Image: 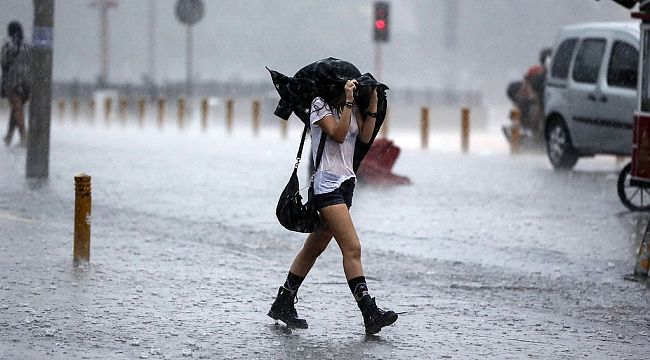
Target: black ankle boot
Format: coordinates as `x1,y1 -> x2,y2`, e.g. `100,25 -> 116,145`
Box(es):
267,286 -> 308,329
358,295 -> 398,335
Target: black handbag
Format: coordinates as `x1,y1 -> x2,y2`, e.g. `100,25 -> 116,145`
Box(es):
276,124 -> 326,233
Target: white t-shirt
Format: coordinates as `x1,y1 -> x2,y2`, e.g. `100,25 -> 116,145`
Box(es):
310,97 -> 359,195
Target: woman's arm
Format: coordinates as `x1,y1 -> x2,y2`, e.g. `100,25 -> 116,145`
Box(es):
317,80 -> 357,143
357,87 -> 378,143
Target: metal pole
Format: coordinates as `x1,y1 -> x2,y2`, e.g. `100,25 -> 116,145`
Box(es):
148,0 -> 156,82
374,42 -> 382,80
100,2 -> 108,85
26,0 -> 55,179
186,25 -> 193,98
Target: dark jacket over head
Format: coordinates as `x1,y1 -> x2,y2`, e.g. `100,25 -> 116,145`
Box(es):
267,57 -> 389,172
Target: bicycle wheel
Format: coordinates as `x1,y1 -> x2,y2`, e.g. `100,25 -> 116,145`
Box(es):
617,162 -> 650,212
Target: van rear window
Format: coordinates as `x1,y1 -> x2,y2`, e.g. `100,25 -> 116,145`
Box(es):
551,38 -> 578,79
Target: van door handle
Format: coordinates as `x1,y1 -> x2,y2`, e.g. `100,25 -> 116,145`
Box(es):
600,96 -> 608,103
587,93 -> 597,101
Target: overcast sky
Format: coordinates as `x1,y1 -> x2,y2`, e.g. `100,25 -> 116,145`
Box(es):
0,0 -> 632,99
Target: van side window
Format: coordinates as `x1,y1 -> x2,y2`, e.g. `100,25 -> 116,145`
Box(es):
551,38 -> 578,79
607,41 -> 638,89
572,38 -> 606,84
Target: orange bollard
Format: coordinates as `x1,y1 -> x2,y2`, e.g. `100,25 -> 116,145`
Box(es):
510,108 -> 521,154
119,98 -> 128,120
89,99 -> 96,119
420,107 -> 429,149
461,107 -> 470,153
72,97 -> 80,118
252,100 -> 260,136
226,98 -> 234,133
177,97 -> 185,129
157,97 -> 165,128
280,119 -> 288,139
57,99 -> 65,119
201,98 -> 209,131
137,98 -> 146,124
73,173 -> 92,265
104,97 -> 112,120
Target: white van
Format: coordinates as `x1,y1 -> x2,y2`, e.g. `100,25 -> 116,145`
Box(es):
544,22 -> 639,169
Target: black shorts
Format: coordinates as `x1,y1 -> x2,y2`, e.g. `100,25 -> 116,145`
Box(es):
313,178 -> 356,210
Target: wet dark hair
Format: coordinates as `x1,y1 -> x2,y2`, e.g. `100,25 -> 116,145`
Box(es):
8,21 -> 23,47
313,82 -> 346,116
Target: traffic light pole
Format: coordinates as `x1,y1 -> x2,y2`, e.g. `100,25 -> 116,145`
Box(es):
374,42 -> 382,80
27,0 -> 55,179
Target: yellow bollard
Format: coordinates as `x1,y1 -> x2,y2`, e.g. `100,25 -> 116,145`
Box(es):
461,107 -> 470,153
510,108 -> 521,154
252,100 -> 260,136
73,173 -> 92,265
226,98 -> 234,133
634,221 -> 650,277
104,97 -> 112,120
177,97 -> 186,129
72,97 -> 80,118
119,98 -> 128,120
137,98 -> 146,125
280,119 -> 288,139
157,97 -> 165,128
420,107 -> 429,149
58,99 -> 65,119
201,98 -> 209,131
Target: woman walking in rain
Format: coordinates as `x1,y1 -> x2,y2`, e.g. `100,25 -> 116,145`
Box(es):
2,21 -> 31,147
268,78 -> 398,335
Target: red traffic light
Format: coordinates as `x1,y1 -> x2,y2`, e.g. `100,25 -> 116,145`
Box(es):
373,1 -> 389,42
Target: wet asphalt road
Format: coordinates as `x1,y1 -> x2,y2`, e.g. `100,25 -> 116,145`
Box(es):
1,109 -> 650,359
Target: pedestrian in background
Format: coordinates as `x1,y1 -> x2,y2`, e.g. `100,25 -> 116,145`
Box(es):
268,79 -> 398,335
2,21 -> 31,147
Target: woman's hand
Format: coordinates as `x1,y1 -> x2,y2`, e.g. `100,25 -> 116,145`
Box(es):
344,80 -> 357,102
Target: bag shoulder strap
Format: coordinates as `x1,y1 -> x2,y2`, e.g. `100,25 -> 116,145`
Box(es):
294,124 -> 326,171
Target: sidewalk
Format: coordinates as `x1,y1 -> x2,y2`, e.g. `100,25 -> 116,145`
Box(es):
1,121 -> 650,359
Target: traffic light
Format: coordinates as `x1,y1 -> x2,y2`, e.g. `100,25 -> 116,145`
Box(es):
374,1 -> 389,42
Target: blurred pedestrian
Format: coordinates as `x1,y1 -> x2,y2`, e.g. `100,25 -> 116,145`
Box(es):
268,80 -> 398,335
2,21 -> 31,147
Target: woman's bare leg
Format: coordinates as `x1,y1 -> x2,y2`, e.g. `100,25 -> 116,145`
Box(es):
289,224 -> 334,277
318,204 -> 364,280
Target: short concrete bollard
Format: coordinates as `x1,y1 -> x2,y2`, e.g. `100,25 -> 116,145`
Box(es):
461,107 -> 470,153
509,108 -> 521,154
420,107 -> 429,149
252,100 -> 260,136
73,173 -> 92,265
226,98 -> 234,133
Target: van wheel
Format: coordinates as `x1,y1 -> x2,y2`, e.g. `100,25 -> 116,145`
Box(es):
546,119 -> 578,170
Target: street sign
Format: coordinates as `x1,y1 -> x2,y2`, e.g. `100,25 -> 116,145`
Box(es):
175,0 -> 204,26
